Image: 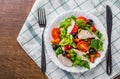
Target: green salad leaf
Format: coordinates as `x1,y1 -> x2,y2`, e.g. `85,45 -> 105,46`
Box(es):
79,60 -> 90,69
94,30 -> 103,39
90,39 -> 103,51
69,42 -> 77,48
55,47 -> 63,56
60,19 -> 71,29
72,55 -> 90,69
60,28 -> 67,39
69,49 -> 77,61
70,15 -> 76,21
76,20 -> 84,28
68,49 -> 90,69
60,15 -> 76,29
60,35 -> 73,46
59,35 -> 77,48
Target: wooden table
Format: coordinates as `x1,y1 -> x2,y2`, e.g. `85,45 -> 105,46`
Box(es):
0,0 -> 119,79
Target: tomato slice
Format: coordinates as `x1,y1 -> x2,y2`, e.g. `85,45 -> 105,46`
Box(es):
91,25 -> 96,32
77,41 -> 90,52
70,25 -> 78,34
52,28 -> 60,39
74,38 -> 79,43
66,53 -> 71,58
51,38 -> 60,44
76,16 -> 88,25
64,45 -> 73,51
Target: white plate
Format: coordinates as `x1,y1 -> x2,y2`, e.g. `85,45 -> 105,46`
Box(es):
44,10 -> 108,73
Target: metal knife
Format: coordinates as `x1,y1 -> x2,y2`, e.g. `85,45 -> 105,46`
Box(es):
106,5 -> 112,75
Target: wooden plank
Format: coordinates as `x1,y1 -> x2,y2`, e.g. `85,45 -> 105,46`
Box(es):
0,0 -> 48,79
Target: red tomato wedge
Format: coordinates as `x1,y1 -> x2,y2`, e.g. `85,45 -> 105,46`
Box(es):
91,25 -> 96,32
77,41 -> 90,52
76,16 -> 88,25
52,28 -> 60,39
70,25 -> 78,34
64,45 -> 73,51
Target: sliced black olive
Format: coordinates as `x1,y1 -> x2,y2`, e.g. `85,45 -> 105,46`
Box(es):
72,32 -> 78,38
87,19 -> 94,25
52,44 -> 58,50
62,51 -> 67,56
89,48 -> 96,54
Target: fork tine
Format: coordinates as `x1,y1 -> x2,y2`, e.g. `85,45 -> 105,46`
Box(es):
39,9 -> 42,23
43,8 -> 46,24
38,8 -> 46,26
41,8 -> 44,24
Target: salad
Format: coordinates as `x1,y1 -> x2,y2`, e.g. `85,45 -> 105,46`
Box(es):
50,15 -> 104,69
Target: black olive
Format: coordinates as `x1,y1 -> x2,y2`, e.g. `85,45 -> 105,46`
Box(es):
72,32 -> 78,38
89,48 -> 96,54
87,19 -> 94,25
52,44 -> 58,50
62,51 -> 67,56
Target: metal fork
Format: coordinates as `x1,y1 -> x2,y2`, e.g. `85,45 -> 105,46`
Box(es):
38,8 -> 46,73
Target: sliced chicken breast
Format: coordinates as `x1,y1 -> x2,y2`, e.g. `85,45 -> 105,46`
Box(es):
78,30 -> 97,39
73,49 -> 89,62
58,54 -> 72,67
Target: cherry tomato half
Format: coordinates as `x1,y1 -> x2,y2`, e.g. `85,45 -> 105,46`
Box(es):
77,41 -> 90,52
52,28 -> 60,39
64,45 -> 73,51
76,16 -> 88,25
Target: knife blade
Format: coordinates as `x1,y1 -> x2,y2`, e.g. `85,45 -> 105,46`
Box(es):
106,5 -> 112,75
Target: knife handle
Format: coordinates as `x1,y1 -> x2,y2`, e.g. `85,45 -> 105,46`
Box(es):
106,44 -> 112,75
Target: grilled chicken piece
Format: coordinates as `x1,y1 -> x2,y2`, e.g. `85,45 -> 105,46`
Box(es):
58,54 -> 72,67
73,49 -> 89,62
78,30 -> 97,39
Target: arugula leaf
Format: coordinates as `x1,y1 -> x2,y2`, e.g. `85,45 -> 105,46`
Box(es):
90,39 -> 103,51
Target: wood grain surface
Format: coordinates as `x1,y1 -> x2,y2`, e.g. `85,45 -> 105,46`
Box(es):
0,0 -> 119,79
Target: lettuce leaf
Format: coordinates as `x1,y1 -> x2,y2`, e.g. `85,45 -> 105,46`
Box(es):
60,28 -> 67,40
55,47 -> 63,56
90,39 -> 103,51
68,49 -> 90,69
60,35 -> 73,46
60,15 -> 76,29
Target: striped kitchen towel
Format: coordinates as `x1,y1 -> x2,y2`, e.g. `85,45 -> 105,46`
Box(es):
17,0 -> 120,79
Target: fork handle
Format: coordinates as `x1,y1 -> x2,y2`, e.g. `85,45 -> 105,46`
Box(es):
41,32 -> 46,73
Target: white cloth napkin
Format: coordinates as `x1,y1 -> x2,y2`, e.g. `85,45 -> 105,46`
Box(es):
17,0 -> 120,79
